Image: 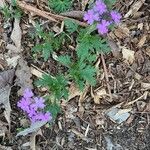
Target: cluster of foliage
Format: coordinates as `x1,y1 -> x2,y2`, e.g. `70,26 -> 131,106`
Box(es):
31,0 -> 120,123
1,0 -> 121,126
0,0 -> 22,20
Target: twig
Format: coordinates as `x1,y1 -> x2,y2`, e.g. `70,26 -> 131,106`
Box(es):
17,1 -> 87,27
17,1 -> 58,22
124,91 -> 148,106
101,53 -> 113,102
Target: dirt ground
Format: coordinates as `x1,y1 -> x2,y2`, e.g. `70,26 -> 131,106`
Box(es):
0,0 -> 150,150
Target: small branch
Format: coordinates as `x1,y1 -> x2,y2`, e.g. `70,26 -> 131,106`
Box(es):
101,53 -> 113,102
17,1 -> 58,22
17,1 -> 87,27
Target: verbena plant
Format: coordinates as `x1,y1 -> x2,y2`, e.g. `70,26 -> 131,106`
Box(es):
17,0 -> 121,125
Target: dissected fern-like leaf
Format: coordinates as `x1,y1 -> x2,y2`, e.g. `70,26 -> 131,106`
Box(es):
64,19 -> 79,33
37,74 -> 68,100
48,0 -> 73,13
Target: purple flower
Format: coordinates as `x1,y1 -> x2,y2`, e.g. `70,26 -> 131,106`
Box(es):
97,20 -> 110,35
84,9 -> 99,25
110,11 -> 121,24
23,88 -> 34,99
17,88 -> 52,124
30,112 -> 51,123
31,97 -> 45,110
28,108 -> 36,118
93,0 -> 107,15
17,97 -> 31,112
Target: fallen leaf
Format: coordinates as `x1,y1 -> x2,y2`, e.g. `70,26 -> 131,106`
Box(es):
11,18 -> 22,50
5,55 -> 20,68
122,46 -> 135,64
15,58 -> 33,95
0,120 -> 7,141
124,0 -> 145,18
137,35 -> 147,48
104,136 -> 123,150
0,69 -> 14,126
137,23 -> 143,30
108,40 -> 121,58
68,83 -> 82,100
114,24 -> 130,39
141,82 -> 150,90
30,129 -> 43,150
0,69 -> 15,88
91,87 -> 107,104
0,145 -> 12,150
16,121 -> 47,136
136,101 -> 146,111
145,48 -> 150,57
0,86 -> 12,127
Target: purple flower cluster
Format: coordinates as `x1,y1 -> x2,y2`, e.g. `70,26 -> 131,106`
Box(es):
17,88 -> 52,124
83,0 -> 121,35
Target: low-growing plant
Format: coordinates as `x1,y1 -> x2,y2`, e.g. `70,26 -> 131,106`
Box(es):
32,23 -> 65,61
17,0 -> 122,128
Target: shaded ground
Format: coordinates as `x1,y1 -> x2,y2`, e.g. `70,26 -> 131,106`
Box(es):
0,0 -> 150,150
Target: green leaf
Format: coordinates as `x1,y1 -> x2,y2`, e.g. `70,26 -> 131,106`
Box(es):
37,74 -> 69,100
104,0 -> 116,8
0,5 -> 11,20
42,43 -> 53,61
64,19 -> 79,33
69,61 -> 96,90
32,42 -> 53,61
46,102 -> 61,120
57,55 -> 71,67
48,0 -> 73,13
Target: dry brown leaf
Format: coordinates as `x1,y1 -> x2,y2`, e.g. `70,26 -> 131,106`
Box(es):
122,46 -> 135,64
5,55 -> 20,68
30,129 -> 43,150
17,121 -> 47,136
124,0 -> 145,18
137,23 -> 144,30
114,24 -> 130,39
0,69 -> 15,88
108,40 -> 121,58
68,83 -> 82,100
145,48 -> 150,57
15,58 -> 33,95
141,82 -> 150,90
0,86 -> 12,127
0,121 -> 8,141
137,35 -> 147,48
7,18 -> 22,53
91,87 -> 107,104
0,63 -> 15,126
